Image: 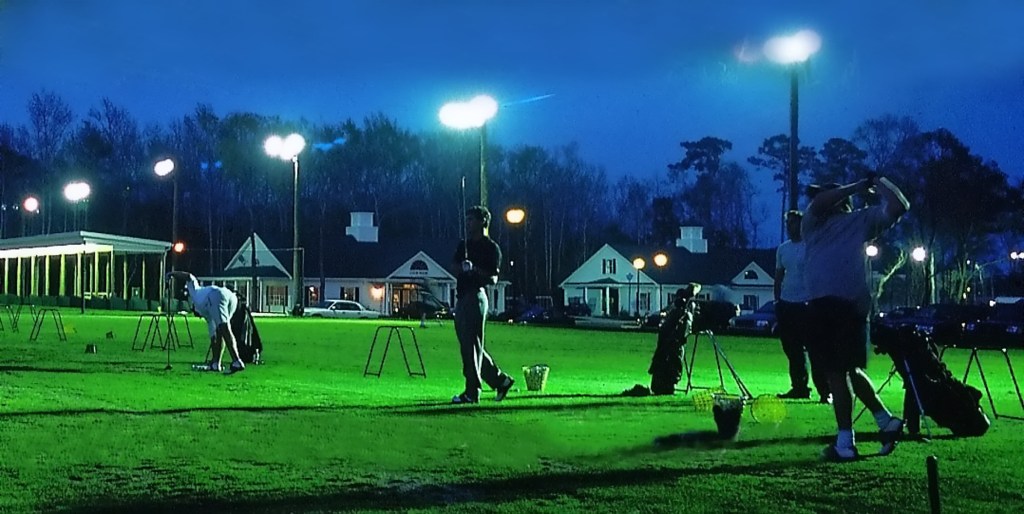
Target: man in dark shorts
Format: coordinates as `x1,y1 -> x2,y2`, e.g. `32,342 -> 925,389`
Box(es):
450,206 -> 515,404
802,176 -> 910,462
774,210 -> 829,403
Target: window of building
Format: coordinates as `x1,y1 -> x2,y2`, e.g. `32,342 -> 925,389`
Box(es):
743,270 -> 758,280
410,259 -> 428,272
601,258 -> 617,275
742,294 -> 759,311
266,285 -> 287,306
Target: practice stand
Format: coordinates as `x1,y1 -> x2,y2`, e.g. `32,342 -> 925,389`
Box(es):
29,308 -> 67,342
2,305 -> 15,333
363,325 -> 426,378
131,313 -> 167,352
682,330 -> 753,401
940,345 -> 1023,420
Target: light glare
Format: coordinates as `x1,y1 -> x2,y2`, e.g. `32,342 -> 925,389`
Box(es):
23,196 -> 40,213
154,158 -> 175,177
764,29 -> 821,64
912,246 -> 927,262
63,181 -> 91,202
505,208 -> 525,224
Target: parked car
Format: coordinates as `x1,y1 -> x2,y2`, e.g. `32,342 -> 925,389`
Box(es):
874,306 -> 921,328
874,303 -> 992,347
303,299 -> 381,319
962,300 -> 1024,349
727,301 -> 779,337
395,299 -> 450,319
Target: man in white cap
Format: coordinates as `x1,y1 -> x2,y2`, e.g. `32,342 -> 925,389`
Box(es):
167,271 -> 244,373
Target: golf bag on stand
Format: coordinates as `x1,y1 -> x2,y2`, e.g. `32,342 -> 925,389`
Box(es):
231,294 -> 263,364
649,285 -> 701,395
871,324 -> 989,437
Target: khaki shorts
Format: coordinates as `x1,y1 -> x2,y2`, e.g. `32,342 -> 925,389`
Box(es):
200,287 -> 238,337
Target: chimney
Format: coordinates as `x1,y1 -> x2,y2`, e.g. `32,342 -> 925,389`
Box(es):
676,226 -> 707,253
345,212 -> 379,243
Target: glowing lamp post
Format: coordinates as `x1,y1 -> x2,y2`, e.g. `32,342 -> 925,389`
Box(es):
653,252 -> 668,312
21,196 -> 40,236
153,158 -> 181,270
439,94 -> 498,208
63,181 -> 91,313
764,29 -> 821,210
505,208 -> 527,298
265,133 -> 306,314
63,181 -> 91,230
632,257 -> 646,317
911,246 -> 936,305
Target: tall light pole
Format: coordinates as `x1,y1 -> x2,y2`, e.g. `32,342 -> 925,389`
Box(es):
653,252 -> 668,312
911,246 -> 936,305
764,29 -> 821,211
505,207 -> 526,298
22,196 -> 40,236
265,133 -> 306,314
154,158 -> 179,271
866,243 -> 879,315
63,181 -> 91,231
632,257 -> 646,317
63,181 -> 91,313
439,94 -> 498,208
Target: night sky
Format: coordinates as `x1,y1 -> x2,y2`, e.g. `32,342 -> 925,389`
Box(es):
2,1 -> 1022,220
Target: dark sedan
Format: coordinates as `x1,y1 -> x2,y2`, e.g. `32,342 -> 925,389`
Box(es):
961,300 -> 1024,349
876,303 -> 992,347
727,301 -> 778,337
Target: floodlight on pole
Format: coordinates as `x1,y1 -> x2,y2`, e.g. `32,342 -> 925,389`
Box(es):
505,207 -> 527,298
865,244 -> 879,258
764,29 -> 821,211
265,133 -> 307,314
440,94 -> 498,207
633,257 -> 646,316
912,246 -> 927,262
154,158 -> 179,270
653,252 -> 668,312
20,195 -> 40,236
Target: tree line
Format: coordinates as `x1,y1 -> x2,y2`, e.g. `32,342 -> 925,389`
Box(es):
1,90 -> 1021,303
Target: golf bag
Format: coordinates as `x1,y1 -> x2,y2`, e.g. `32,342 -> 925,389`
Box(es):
871,324 -> 989,437
231,295 -> 263,364
649,300 -> 698,395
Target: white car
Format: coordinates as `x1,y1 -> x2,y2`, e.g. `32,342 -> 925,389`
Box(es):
303,300 -> 381,319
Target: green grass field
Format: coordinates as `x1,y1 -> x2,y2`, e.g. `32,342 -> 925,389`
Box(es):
1,310 -> 1022,513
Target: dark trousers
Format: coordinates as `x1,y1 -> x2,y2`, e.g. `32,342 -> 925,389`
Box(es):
776,300 -> 829,397
454,289 -> 505,399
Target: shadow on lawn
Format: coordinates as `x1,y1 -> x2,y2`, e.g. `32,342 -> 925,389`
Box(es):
0,365 -> 83,373
0,405 -> 368,418
392,393 -> 692,416
58,459 -> 805,513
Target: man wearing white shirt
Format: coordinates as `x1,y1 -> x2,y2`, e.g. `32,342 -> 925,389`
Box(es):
775,210 -> 829,403
167,271 -> 244,373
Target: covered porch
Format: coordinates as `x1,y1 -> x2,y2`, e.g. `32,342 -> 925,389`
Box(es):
0,231 -> 172,309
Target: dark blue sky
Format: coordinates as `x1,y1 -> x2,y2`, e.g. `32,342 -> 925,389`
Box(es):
2,1 -> 1023,215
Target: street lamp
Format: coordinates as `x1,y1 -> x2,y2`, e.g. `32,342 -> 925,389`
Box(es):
63,181 -> 91,230
764,29 -> 821,211
63,181 -> 91,313
653,252 -> 668,312
632,257 -> 646,317
22,196 -> 40,236
505,208 -> 526,298
866,244 -> 879,314
153,158 -> 180,270
265,133 -> 306,314
439,94 -> 498,208
911,246 -> 937,305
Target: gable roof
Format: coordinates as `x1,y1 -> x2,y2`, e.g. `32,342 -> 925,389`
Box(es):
317,236 -> 462,279
561,244 -> 775,287
225,233 -> 289,275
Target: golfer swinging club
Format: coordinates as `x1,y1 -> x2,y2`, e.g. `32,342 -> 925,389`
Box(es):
166,271 -> 244,373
